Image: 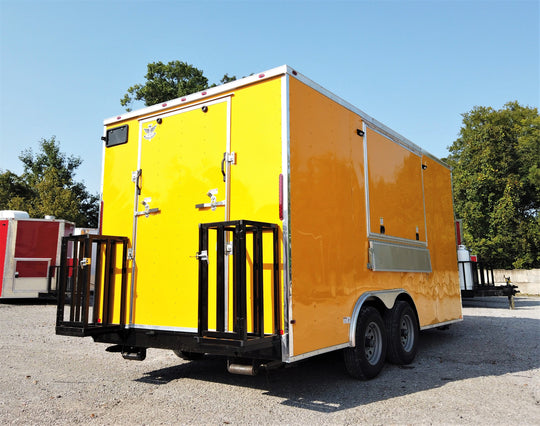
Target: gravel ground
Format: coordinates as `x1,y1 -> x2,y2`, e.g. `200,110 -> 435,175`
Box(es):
1,296 -> 539,425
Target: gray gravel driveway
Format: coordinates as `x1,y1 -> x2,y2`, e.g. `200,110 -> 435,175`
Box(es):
1,296 -> 538,424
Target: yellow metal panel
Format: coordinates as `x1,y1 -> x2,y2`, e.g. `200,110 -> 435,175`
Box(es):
289,78 -> 366,355
367,128 -> 425,241
422,157 -> 462,324
133,102 -> 228,328
228,77 -> 283,334
229,78 -> 283,222
102,120 -> 138,238
289,78 -> 461,356
101,77 -> 285,334
101,120 -> 139,324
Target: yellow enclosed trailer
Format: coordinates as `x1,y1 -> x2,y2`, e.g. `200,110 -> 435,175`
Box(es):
56,65 -> 462,379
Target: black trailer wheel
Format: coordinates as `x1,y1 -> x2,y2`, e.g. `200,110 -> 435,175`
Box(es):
344,306 -> 387,380
385,301 -> 419,365
173,350 -> 204,361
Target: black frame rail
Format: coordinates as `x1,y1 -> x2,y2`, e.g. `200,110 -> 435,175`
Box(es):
56,234 -> 129,337
197,220 -> 281,351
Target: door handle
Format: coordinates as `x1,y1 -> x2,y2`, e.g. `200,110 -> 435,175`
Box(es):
131,169 -> 142,195
221,152 -> 236,182
221,153 -> 226,182
195,189 -> 225,211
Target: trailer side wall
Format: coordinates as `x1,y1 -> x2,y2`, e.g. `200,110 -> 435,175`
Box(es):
288,77 -> 461,357
421,156 -> 462,323
289,77 -> 366,356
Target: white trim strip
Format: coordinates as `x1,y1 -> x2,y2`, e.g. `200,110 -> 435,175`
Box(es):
0,218 -> 73,224
104,66 -> 288,125
363,121 -> 370,238
105,64 -> 449,169
14,257 -> 52,262
224,96 -> 232,331
285,342 -> 351,363
281,73 -> 293,360
368,233 -> 428,248
284,66 -> 449,168
366,122 -> 420,156
420,318 -> 462,331
137,96 -> 231,124
128,324 -> 197,333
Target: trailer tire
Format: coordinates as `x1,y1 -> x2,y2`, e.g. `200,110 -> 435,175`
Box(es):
173,350 -> 204,361
344,306 -> 387,380
385,301 -> 419,365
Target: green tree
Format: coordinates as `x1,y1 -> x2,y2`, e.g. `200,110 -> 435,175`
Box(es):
445,102 -> 540,269
0,170 -> 30,209
0,137 -> 99,227
120,60 -> 236,111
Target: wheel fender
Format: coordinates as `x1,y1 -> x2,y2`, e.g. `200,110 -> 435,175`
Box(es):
349,289 -> 412,347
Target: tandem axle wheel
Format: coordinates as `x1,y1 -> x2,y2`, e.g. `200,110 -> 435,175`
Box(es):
344,300 -> 419,380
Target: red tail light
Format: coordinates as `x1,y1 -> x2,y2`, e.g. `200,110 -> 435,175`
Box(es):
279,174 -> 284,221
67,258 -> 74,278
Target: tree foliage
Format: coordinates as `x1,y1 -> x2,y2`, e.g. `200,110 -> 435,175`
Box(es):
120,60 -> 236,111
0,137 -> 99,227
445,102 -> 540,269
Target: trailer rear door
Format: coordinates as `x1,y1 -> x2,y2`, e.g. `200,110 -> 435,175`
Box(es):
12,220 -> 60,296
131,98 -> 231,330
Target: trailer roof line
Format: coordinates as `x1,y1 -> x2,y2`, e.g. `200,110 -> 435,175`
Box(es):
104,65 -> 289,125
104,64 -> 449,168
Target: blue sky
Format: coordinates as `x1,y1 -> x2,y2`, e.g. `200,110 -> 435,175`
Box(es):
1,0 -> 538,195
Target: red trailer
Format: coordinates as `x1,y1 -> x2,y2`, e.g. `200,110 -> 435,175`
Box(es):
0,211 -> 75,299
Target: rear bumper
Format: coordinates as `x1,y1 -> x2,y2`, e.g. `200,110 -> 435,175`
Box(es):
88,326 -> 282,360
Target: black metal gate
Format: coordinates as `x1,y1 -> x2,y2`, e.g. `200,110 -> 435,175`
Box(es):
459,260 -> 519,301
197,220 -> 281,351
56,234 -> 129,337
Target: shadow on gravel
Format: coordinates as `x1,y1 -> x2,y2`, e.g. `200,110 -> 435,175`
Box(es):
135,304 -> 540,413
463,296 -> 540,309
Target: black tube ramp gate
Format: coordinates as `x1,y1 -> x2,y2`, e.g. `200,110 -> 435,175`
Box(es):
197,220 -> 281,351
459,260 -> 519,301
56,234 -> 129,337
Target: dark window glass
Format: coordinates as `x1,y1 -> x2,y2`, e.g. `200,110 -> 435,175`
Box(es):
106,125 -> 128,147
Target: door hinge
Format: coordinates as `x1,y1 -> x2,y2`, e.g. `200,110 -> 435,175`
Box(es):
127,248 -> 134,260
226,152 -> 236,164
